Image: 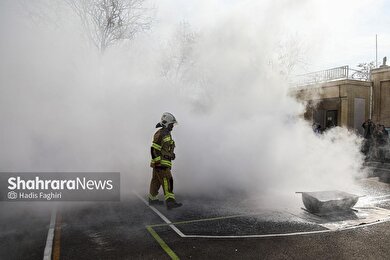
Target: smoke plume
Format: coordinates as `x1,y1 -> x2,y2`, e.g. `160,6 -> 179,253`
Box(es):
0,0 -> 374,209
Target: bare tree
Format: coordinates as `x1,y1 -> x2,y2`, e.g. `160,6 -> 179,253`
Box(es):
161,22 -> 198,81
276,36 -> 308,77
355,61 -> 375,80
65,0 -> 154,53
160,22 -> 214,112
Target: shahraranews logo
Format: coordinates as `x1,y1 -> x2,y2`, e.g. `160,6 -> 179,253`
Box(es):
0,172 -> 119,201
8,176 -> 114,190
6,176 -> 114,201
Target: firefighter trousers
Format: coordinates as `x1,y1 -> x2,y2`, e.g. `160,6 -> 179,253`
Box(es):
149,167 -> 175,201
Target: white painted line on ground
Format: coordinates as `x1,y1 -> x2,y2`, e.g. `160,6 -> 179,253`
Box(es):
182,217 -> 390,239
369,194 -> 390,200
133,192 -> 185,237
372,198 -> 390,203
359,194 -> 390,204
366,166 -> 390,172
43,207 -> 57,260
135,191 -> 390,239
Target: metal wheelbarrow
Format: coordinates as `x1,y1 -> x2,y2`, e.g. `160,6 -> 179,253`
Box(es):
296,190 -> 360,214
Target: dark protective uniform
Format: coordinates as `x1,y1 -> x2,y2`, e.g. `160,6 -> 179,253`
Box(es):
149,128 -> 176,202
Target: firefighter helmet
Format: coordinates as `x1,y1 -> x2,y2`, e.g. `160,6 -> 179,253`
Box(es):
160,112 -> 177,128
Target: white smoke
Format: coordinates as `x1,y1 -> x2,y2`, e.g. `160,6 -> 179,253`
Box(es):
0,0 -> 374,209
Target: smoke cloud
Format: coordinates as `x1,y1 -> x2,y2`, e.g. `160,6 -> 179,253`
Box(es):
0,0 -> 373,210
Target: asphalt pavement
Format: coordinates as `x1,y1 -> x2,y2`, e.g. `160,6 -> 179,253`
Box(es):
0,177 -> 389,260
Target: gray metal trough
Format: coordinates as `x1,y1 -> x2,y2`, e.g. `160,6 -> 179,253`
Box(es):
296,190 -> 360,213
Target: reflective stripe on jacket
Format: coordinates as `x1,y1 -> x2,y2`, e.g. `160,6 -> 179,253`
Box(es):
150,128 -> 175,169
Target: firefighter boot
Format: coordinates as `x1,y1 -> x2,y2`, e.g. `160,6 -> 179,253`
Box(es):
166,199 -> 182,210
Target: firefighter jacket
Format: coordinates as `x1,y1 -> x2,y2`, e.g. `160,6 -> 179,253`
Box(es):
150,128 -> 175,169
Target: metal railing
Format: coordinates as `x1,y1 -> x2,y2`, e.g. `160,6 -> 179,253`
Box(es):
292,65 -> 369,86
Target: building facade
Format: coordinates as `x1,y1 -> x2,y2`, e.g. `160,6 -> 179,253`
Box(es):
293,65 -> 390,134
371,66 -> 390,126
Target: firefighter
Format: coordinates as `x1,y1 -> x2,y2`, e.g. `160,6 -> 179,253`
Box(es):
148,112 -> 182,210
362,119 -> 375,157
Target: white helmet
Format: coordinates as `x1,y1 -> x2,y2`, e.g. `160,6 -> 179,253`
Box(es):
160,112 -> 177,128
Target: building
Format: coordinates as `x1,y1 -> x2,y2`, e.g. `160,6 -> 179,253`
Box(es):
371,66 -> 390,126
293,63 -> 390,134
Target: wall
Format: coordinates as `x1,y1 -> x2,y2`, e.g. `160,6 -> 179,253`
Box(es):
371,66 -> 390,126
293,79 -> 371,131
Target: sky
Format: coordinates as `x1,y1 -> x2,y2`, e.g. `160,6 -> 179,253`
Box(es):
313,0 -> 390,70
156,0 -> 390,73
